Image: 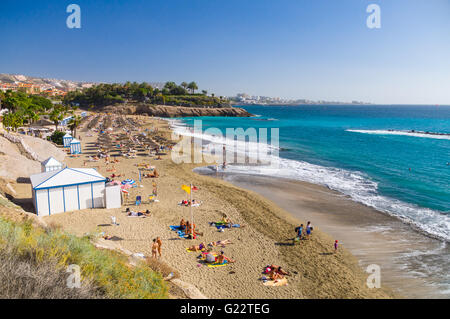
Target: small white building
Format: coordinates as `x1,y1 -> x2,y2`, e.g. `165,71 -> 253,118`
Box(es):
63,133 -> 73,148
105,184 -> 121,209
30,167 -> 107,216
41,157 -> 64,173
70,138 -> 81,154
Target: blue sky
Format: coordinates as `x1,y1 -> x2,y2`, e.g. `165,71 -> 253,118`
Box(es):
0,0 -> 449,104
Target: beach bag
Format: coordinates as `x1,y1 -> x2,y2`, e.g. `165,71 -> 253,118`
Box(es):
205,253 -> 216,263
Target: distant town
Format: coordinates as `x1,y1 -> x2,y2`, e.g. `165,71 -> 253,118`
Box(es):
0,73 -> 370,105
229,93 -> 370,106
0,73 -> 97,98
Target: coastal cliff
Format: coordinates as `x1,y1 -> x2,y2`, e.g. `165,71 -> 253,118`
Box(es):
101,103 -> 253,118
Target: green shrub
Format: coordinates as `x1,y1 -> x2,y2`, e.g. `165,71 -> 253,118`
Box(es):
48,130 -> 65,145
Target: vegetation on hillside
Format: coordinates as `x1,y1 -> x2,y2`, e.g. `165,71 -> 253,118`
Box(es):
0,217 -> 168,299
0,90 -> 74,132
0,91 -> 54,130
63,81 -> 231,109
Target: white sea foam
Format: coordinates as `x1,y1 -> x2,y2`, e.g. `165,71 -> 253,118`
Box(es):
168,120 -> 450,242
347,129 -> 450,140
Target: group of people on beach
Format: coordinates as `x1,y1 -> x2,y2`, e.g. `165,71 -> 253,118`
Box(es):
295,221 -> 313,242
180,219 -> 203,238
263,264 -> 290,281
151,237 -> 163,258
295,221 -> 339,253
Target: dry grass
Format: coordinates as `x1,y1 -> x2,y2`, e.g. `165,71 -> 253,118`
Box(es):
0,217 -> 168,299
146,257 -> 180,279
0,245 -> 104,299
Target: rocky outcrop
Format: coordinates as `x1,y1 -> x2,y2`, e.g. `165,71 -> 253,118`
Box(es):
101,103 -> 253,118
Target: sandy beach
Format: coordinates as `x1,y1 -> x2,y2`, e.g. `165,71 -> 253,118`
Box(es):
9,113 -> 395,299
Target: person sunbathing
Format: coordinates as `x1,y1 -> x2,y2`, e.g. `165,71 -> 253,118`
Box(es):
191,223 -> 203,236
179,200 -> 188,206
208,239 -> 233,247
217,251 -> 235,264
269,270 -> 284,281
125,208 -> 144,217
188,242 -> 206,252
180,219 -> 186,230
145,169 -> 159,178
266,264 -> 290,276
140,209 -> 151,216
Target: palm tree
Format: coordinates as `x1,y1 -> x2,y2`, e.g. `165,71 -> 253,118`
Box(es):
49,105 -> 65,131
68,115 -> 82,138
181,82 -> 188,90
187,82 -> 198,94
164,82 -> 177,90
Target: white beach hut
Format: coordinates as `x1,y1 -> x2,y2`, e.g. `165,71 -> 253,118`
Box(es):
30,167 -> 107,216
70,138 -> 81,154
41,157 -> 64,173
63,133 -> 73,147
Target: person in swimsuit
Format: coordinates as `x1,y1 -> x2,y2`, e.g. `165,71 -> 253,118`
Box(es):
268,264 -> 290,276
208,239 -> 233,248
156,237 -> 162,257
185,221 -> 191,235
306,221 -> 313,238
151,239 -> 158,258
217,251 -> 235,264
180,218 -> 186,230
188,242 -> 206,252
269,270 -> 284,281
334,240 -> 338,253
295,224 -> 304,240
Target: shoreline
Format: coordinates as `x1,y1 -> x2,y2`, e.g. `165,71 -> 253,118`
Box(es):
194,170 -> 449,298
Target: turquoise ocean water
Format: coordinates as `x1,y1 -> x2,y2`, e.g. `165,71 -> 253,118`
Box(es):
171,105 -> 450,242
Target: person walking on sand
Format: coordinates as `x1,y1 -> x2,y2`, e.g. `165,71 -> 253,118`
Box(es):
295,224 -> 304,240
306,221 -> 313,238
156,237 -> 162,258
151,239 -> 158,258
334,240 -> 339,253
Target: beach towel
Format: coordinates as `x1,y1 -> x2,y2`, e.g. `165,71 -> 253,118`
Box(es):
121,179 -> 136,185
263,277 -> 288,286
169,226 -> 188,239
186,247 -> 206,253
215,224 -> 241,229
207,260 -> 229,268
